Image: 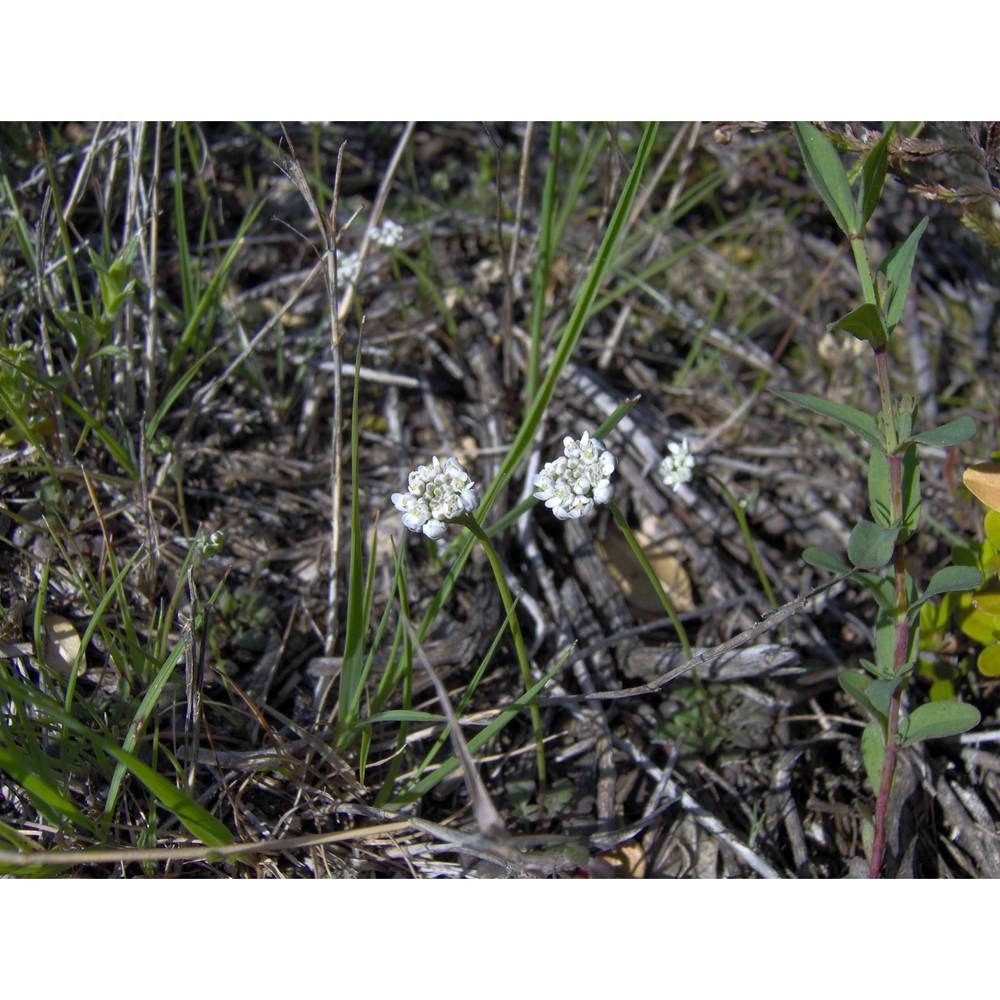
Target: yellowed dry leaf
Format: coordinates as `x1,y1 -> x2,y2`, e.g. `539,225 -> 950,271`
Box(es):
964,462 -> 1000,513
42,613 -> 84,677
597,518 -> 694,616
594,840 -> 647,878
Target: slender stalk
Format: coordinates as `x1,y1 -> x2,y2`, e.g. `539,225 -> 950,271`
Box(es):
607,500 -> 692,659
869,554 -> 910,879
868,379 -> 908,878
704,472 -> 779,610
455,514 -> 547,797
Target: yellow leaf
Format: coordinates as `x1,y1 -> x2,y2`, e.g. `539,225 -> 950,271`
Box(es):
963,462 -> 1000,513
978,644 -> 1000,677
597,517 -> 694,616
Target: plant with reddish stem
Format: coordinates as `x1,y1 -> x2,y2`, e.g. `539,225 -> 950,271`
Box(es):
782,124 -> 984,878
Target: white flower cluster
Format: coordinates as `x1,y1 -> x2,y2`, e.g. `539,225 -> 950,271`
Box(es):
337,249 -> 361,284
371,219 -> 404,248
391,457 -> 480,539
533,431 -> 616,520
659,438 -> 694,491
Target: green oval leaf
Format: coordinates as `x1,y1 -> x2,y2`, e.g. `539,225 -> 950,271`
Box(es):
856,571 -> 898,614
900,444 -> 921,539
907,415 -> 977,448
858,657 -> 885,679
840,670 -> 882,720
909,565 -> 986,623
985,510 -> 1000,550
867,677 -> 905,717
861,721 -> 886,792
828,303 -> 888,348
957,596 -> 1000,644
848,519 -> 899,570
925,565 -> 986,600
900,700 -> 980,746
869,447 -> 892,527
803,546 -> 852,574
839,671 -> 902,720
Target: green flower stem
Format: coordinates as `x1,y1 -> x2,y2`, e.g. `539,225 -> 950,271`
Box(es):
487,494 -> 536,538
607,500 -> 692,660
704,472 -> 779,610
455,513 -> 547,795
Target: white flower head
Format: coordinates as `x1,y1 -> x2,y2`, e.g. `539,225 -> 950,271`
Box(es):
371,219 -> 404,248
659,438 -> 694,491
337,249 -> 361,284
533,431 -> 616,520
392,456 -> 479,539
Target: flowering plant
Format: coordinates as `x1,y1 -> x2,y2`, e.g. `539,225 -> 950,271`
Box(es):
659,438 -> 694,491
371,219 -> 404,248
392,452 -> 545,790
336,249 -> 360,284
533,431 -> 616,520
391,456 -> 480,539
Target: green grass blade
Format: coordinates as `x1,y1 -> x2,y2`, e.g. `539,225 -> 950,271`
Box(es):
339,338 -> 368,730
102,637 -> 187,822
41,138 -> 85,313
96,736 -> 233,846
0,170 -> 38,273
146,348 -> 216,440
7,358 -> 137,476
407,607 -> 509,787
387,646 -> 571,807
5,678 -> 232,845
168,198 -> 265,374
59,545 -> 144,713
526,122 -> 562,405
0,744 -> 101,837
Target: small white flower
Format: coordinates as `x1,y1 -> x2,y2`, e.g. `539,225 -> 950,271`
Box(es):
534,431 -> 616,520
337,249 -> 361,284
371,219 -> 404,248
392,456 -> 480,538
659,438 -> 694,491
